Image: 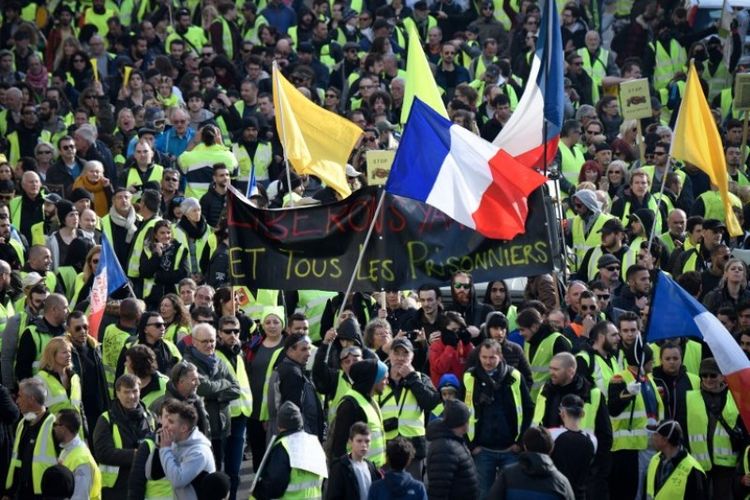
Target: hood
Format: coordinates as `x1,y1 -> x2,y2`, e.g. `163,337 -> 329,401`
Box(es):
518,452 -> 558,477
573,189 -> 601,213
336,318 -> 364,348
176,427 -> 212,450
629,207 -> 655,238
384,471 -> 419,496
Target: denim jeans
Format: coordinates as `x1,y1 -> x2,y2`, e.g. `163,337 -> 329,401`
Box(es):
474,448 -> 518,499
224,416 -> 248,500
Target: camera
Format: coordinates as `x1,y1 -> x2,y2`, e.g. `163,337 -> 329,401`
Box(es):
407,330 -> 420,342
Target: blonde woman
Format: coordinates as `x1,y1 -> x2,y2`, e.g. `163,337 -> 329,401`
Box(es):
54,36 -> 82,72
35,337 -> 83,418
703,257 -> 750,313
70,245 -> 101,310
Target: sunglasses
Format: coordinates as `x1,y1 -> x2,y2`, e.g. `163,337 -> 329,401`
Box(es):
453,282 -> 471,290
75,325 -> 89,332
222,328 -> 240,335
147,321 -> 165,328
580,304 -> 597,311
700,373 -> 719,379
605,266 -> 620,272
61,145 -> 75,151
596,294 -> 610,300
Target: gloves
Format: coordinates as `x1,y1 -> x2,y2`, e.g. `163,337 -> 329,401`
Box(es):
626,382 -> 642,395
442,331 -> 459,348
459,328 -> 472,344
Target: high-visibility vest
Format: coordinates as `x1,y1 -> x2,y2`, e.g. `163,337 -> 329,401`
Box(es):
533,387 -> 602,431
743,446 -> 750,500
0,298 -> 15,336
171,223 -> 210,276
232,141 -> 273,182
60,440 -> 102,500
720,88 -> 745,121
577,47 -> 609,103
576,350 -> 621,394
686,389 -> 739,470
464,368 -> 522,442
275,435 -> 325,498
125,164 -> 164,191
36,370 -> 82,414
296,289 -> 337,342
10,195 -> 43,234
5,413 -> 57,494
236,287 -> 279,321
524,332 -> 571,401
585,246 -> 622,283
649,39 -> 686,90
650,340 -> 702,375
703,61 -> 731,102
344,389 -> 386,467
559,141 -> 586,185
83,7 -> 119,39
21,325 -> 59,376
609,369 -> 664,451
56,266 -> 78,301
378,380 -> 425,440
164,26 -> 208,53
143,438 -> 173,500
216,350 -> 253,418
242,15 -> 270,44
164,322 -> 190,344
260,347 -> 283,421
491,0 -> 518,30
99,411 -> 154,487
645,451 -> 703,500
7,237 -> 24,268
142,243 -> 188,298
619,197 -> 662,234
402,16 -> 437,43
101,324 -> 134,399
326,370 -> 352,424
7,129 -> 52,166
212,16 -> 235,59
141,373 -> 169,409
696,190 -> 742,223
571,213 -> 614,269
127,217 -> 161,278
178,144 -> 238,200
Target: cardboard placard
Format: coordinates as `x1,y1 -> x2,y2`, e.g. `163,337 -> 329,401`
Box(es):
619,78 -> 652,120
365,150 -> 395,186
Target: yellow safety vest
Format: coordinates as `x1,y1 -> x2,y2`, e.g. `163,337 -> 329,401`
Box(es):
236,287 -> 279,322
703,61 -> 731,102
141,373 -> 169,409
216,350 -> 253,418
577,47 -> 609,103
533,387 -> 601,431
296,289 -> 337,342
125,164 -> 164,191
99,411 -> 154,488
60,440 -> 102,500
232,142 -> 273,182
344,389 -> 386,467
213,17 -> 235,59
609,369 -> 664,451
686,389 -> 739,470
649,39 -> 686,90
378,380 -> 425,440
646,451 -> 704,500
650,340 -> 702,375
127,216 -> 162,279
524,332 -> 571,401
576,350 -> 621,394
260,348 -> 283,421
143,438 -> 173,500
464,368 -> 523,442
36,370 -> 82,415
178,144 -> 238,200
5,413 -> 57,494
7,129 -> 52,166
558,141 -> 586,185
101,324 -> 134,399
571,213 -> 614,270
721,88 -> 746,121
696,190 -> 742,224
164,26 -> 208,53
142,243 -> 188,298
326,370 -> 352,424
171,223 -> 210,276
276,435 -> 325,498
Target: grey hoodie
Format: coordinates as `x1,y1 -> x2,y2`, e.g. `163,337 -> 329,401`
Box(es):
157,427 -> 216,500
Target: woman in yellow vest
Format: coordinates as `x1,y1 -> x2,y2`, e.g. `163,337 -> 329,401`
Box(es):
160,293 -> 192,344
140,220 -> 190,310
35,337 -> 83,420
213,286 -> 255,340
646,419 -> 708,499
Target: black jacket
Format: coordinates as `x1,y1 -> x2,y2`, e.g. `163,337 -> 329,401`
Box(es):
71,337 -> 110,433
489,451 -> 575,499
324,454 -> 381,500
278,356 -> 325,441
425,418 -> 479,500
148,381 -> 211,437
0,383 -> 19,486
199,186 -> 226,228
46,158 -> 87,198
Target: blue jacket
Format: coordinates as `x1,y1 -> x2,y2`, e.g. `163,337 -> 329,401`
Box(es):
367,471 -> 427,500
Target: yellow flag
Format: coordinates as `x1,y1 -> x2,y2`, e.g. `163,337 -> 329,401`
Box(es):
672,63 -> 742,236
272,65 -> 361,199
400,22 -> 448,125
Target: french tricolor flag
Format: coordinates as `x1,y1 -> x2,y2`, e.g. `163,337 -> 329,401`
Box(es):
89,233 -> 128,340
385,99 -> 546,240
493,0 -> 564,169
646,271 -> 750,430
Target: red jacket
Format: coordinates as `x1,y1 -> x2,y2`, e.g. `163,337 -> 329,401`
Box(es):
428,339 -> 474,387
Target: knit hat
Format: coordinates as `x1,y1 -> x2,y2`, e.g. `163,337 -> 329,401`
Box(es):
41,464 -> 75,499
180,197 -> 200,215
197,472 -> 231,500
141,189 -> 161,213
261,305 -> 285,327
699,357 -> 720,376
277,401 -> 304,431
438,373 -> 460,391
56,199 -> 75,222
375,360 -> 388,384
485,311 -> 508,330
69,187 -> 93,203
628,208 -> 655,236
597,253 -> 619,269
442,400 -> 470,428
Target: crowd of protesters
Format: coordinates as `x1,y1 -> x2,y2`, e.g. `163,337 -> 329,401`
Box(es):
0,0 -> 748,499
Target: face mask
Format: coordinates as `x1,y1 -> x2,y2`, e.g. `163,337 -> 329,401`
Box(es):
23,412 -> 38,422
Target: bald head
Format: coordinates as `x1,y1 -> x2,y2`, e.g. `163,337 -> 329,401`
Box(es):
549,352 -> 577,386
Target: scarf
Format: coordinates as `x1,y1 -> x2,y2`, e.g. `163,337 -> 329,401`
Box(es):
188,346 -> 218,373
178,216 -> 208,240
26,65 -> 48,93
475,363 -> 510,405
73,175 -> 110,217
108,205 -> 138,244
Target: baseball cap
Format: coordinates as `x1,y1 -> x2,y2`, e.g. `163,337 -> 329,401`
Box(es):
391,338 -> 414,352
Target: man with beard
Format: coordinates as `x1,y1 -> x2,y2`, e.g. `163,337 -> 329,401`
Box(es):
446,271 -> 493,332
46,136 -> 86,199
576,320 -> 622,393
200,163 -> 230,228
232,117 -> 273,192
38,99 -> 66,139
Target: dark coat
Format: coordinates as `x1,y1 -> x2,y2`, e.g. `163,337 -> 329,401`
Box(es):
278,356 -> 325,441
425,418 -> 479,500
367,470 -> 427,500
489,451 -> 575,499
325,454 -> 381,500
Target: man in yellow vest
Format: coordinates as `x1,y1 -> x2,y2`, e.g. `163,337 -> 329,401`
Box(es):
575,218 -> 629,283
576,319 -> 622,394
607,341 -> 664,500
661,208 -> 687,255
120,140 -> 164,192
646,419 -> 708,499
577,30 -> 624,103
517,308 -> 572,401
378,338 -> 440,477
53,409 -> 102,500
210,3 -> 240,60
252,401 -> 327,498
555,119 -> 586,186
684,357 -> 743,498
567,188 -> 614,271
676,218 -> 721,275
15,293 -> 68,382
4,378 -> 58,499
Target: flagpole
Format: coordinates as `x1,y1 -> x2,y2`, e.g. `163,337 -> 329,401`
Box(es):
336,189 -> 387,324
646,156 -> 670,253
273,61 -> 296,208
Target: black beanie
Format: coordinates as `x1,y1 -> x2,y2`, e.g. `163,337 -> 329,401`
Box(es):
443,400 -> 470,428
41,464 -> 75,499
56,199 -> 75,222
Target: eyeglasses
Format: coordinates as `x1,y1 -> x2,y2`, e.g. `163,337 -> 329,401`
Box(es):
605,266 -> 620,272
61,145 -> 75,151
147,321 -> 165,328
222,328 -> 240,335
74,325 -> 89,332
700,373 -> 719,379
453,282 -> 471,290
195,337 -> 216,344
596,294 -> 610,300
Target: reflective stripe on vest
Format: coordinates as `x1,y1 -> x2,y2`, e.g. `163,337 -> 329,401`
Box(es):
524,332 -> 571,401
609,369 -> 664,451
345,389 -> 386,467
378,382 -> 425,440
276,436 -> 324,498
36,370 -> 82,414
571,213 -> 613,269
685,389 -> 739,470
217,350 -> 253,418
464,368 -> 523,442
327,370 -> 352,424
645,451 -> 704,500
99,412 -> 124,487
5,413 -> 57,494
233,141 -> 273,182
60,441 -> 102,500
144,438 -> 174,499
